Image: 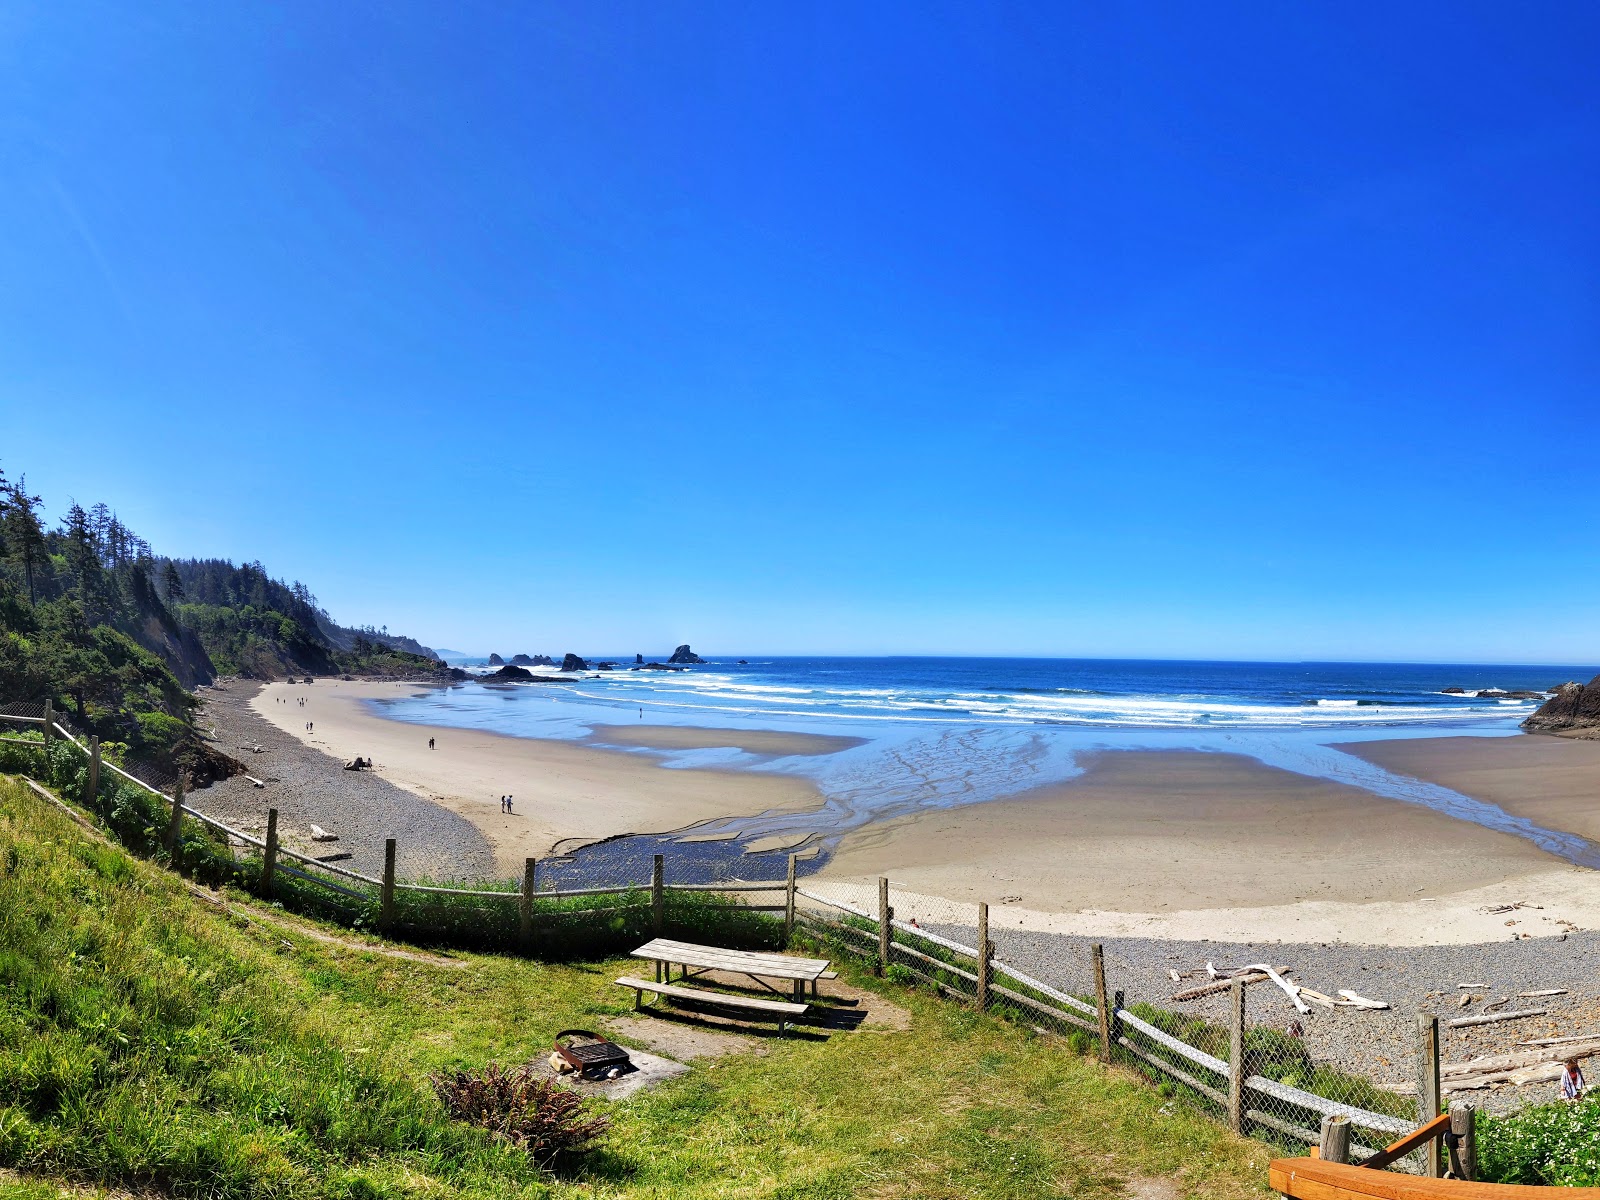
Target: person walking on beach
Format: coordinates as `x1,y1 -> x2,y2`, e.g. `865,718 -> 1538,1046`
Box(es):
428,736 -> 435,750
505,794 -> 514,814
499,794 -> 507,813
1561,1058 -> 1586,1100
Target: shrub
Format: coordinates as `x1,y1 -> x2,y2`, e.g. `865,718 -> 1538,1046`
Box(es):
885,964 -> 916,986
428,1062 -> 609,1162
1479,1096 -> 1600,1185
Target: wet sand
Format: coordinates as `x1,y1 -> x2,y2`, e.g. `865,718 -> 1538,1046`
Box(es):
586,723 -> 866,757
1339,734 -> 1600,843
817,749 -> 1600,944
250,681 -> 826,875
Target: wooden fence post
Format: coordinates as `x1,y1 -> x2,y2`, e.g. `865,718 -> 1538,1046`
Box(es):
784,853 -> 797,945
651,853 -> 664,933
85,736 -> 101,806
42,698 -> 53,756
1091,943 -> 1112,1062
1228,977 -> 1246,1135
1448,1101 -> 1476,1181
164,779 -> 186,868
975,901 -> 992,1009
380,838 -> 397,929
520,857 -> 536,947
1417,1013 -> 1442,1178
877,877 -> 891,976
1319,1114 -> 1351,1164
262,808 -> 279,897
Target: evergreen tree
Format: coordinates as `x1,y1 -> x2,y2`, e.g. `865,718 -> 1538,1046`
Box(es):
4,476 -> 46,603
163,561 -> 184,604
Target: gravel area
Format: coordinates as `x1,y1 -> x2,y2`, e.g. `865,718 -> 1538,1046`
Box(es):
919,922 -> 1600,1115
192,679 -> 496,882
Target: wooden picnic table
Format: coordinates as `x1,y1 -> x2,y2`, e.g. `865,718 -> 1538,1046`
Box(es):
631,937 -> 833,1002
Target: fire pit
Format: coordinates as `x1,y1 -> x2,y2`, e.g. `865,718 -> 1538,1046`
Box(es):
551,1029 -> 632,1080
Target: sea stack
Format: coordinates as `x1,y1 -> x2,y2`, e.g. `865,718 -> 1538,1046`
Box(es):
1522,676 -> 1600,736
487,653 -> 504,665
667,644 -> 706,665
560,653 -> 590,672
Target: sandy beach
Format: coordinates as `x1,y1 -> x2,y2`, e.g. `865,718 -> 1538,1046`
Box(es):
241,679 -> 1600,945
249,680 -> 826,875
817,747 -> 1600,946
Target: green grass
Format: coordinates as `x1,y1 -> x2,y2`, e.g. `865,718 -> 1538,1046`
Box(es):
0,774 -> 1274,1199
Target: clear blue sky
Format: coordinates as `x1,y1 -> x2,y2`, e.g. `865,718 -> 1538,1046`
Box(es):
2,2 -> 1596,662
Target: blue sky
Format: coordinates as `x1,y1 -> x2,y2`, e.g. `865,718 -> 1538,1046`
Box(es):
2,1 -> 1596,662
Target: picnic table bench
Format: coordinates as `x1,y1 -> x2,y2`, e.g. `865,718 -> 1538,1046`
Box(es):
632,937 -> 833,1001
615,938 -> 836,1035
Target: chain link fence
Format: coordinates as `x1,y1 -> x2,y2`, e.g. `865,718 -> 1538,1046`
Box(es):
794,877 -> 1433,1172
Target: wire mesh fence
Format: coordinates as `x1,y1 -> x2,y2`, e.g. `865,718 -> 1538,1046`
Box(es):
793,875 -> 1437,1173
0,703 -> 1468,1171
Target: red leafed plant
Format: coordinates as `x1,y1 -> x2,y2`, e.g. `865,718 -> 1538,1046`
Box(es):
429,1062 -> 610,1160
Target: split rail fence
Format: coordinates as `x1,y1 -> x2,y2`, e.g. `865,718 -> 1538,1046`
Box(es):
0,703 -> 789,949
0,701 -> 1469,1168
791,879 -> 1449,1174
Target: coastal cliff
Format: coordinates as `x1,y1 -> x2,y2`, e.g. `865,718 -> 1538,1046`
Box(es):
1522,675 -> 1600,737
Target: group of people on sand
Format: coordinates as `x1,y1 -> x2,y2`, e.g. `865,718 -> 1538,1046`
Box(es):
499,794 -> 515,814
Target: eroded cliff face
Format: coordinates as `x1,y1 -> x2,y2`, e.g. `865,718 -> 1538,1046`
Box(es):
134,611 -> 216,688
1523,675 -> 1600,736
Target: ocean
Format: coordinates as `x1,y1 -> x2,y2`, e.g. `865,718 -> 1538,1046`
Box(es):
374,657 -> 1599,881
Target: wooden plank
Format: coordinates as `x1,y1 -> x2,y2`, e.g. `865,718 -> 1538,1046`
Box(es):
989,983 -> 1098,1034
613,977 -> 807,1016
890,940 -> 980,984
633,944 -> 827,972
396,883 -> 519,899
1229,978 -> 1246,1133
666,881 -> 789,893
1115,1035 -> 1228,1106
1418,1014 -> 1442,1178
1092,943 -> 1112,1063
1171,969 -> 1284,1001
877,877 -> 890,976
1446,1008 -> 1546,1029
637,938 -> 830,969
1243,1074 -> 1414,1135
1321,1114 -> 1352,1165
275,862 -> 368,901
1117,1007 -> 1229,1075
1364,1113 -> 1451,1172
1449,1103 -> 1476,1182
991,961 -> 1099,1019
1271,1156 -> 1600,1200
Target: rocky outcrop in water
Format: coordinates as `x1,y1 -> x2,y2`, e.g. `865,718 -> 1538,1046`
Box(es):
1523,676 -> 1600,736
510,653 -> 554,666
560,653 -> 589,672
667,644 -> 706,664
487,653 -> 504,666
484,664 -> 534,682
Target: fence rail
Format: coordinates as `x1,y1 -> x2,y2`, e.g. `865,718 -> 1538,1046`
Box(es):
1,705 -> 1443,1171
0,709 -> 790,948
793,877 -> 1429,1171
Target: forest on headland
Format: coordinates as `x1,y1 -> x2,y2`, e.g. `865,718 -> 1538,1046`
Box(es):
0,465 -> 451,774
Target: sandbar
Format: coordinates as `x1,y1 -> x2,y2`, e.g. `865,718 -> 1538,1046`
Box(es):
251,681 -> 825,875
1339,734 -> 1600,843
817,748 -> 1600,945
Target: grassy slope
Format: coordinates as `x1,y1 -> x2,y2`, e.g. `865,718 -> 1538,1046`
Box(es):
0,776 -> 1269,1200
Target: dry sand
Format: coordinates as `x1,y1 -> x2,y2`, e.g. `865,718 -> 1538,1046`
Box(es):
817,748 -> 1600,945
251,681 -> 824,875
